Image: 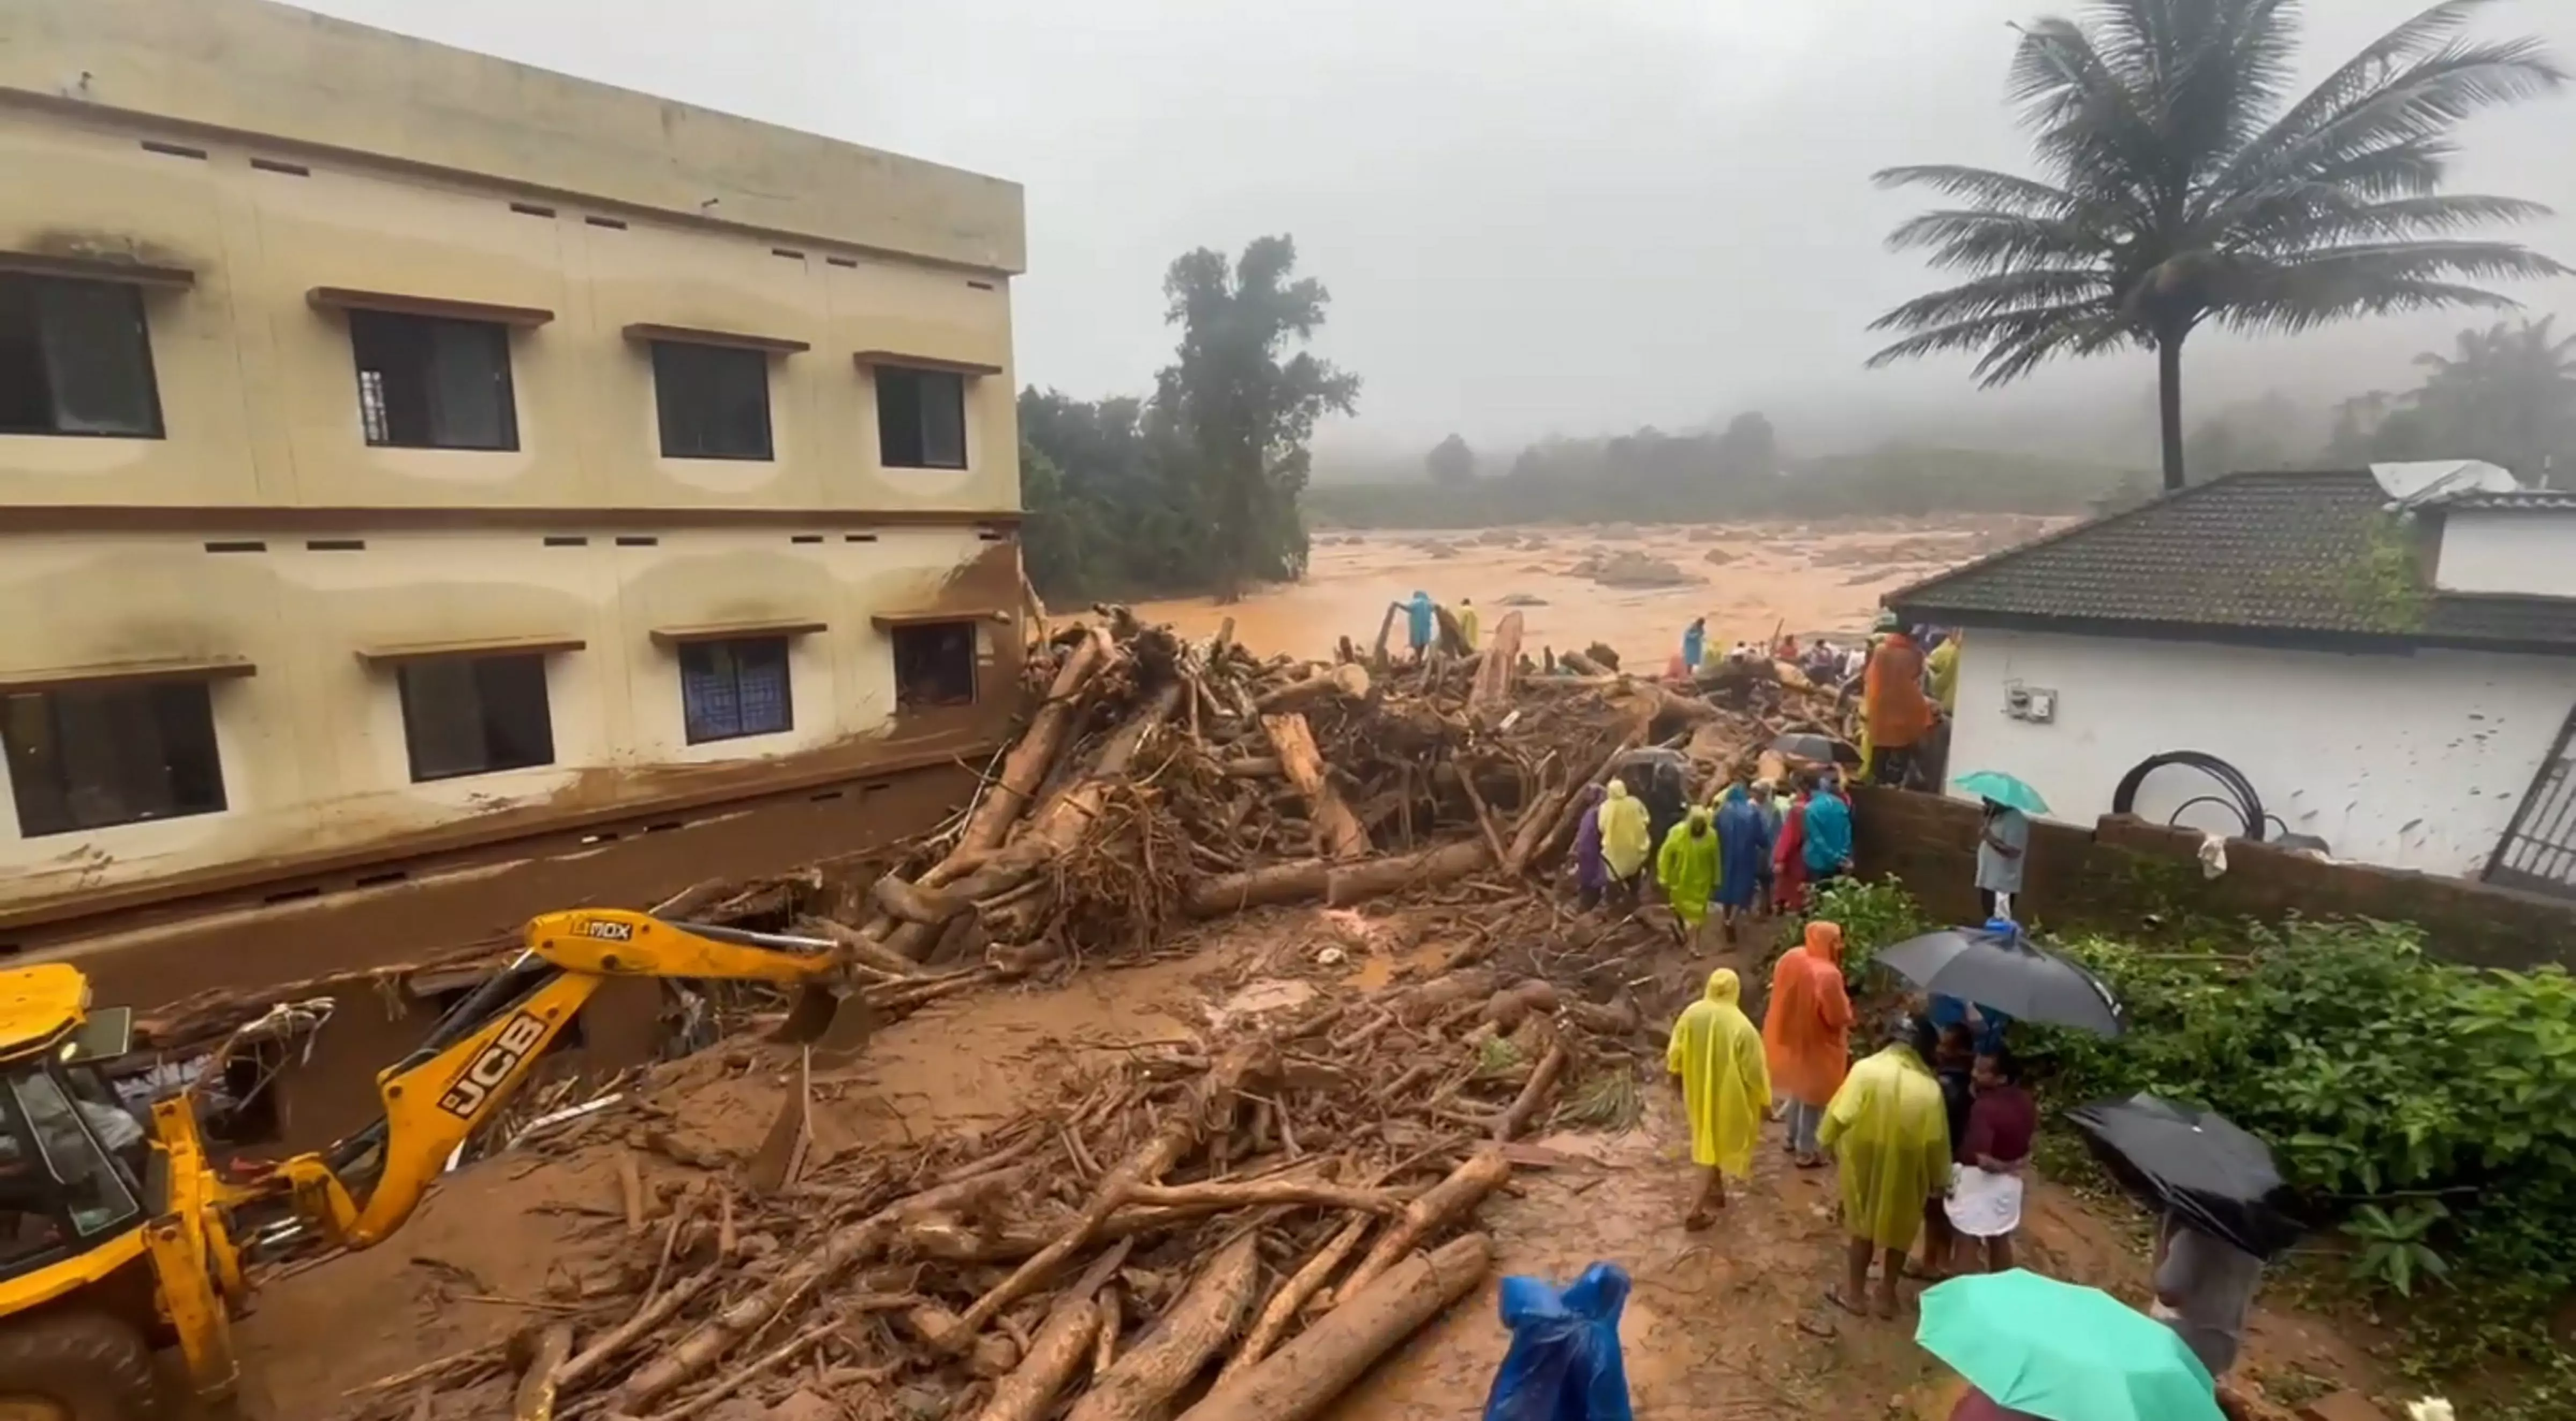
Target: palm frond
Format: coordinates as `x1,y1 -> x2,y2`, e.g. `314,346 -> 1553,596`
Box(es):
1868,301 -> 2136,386
1871,165 -> 2079,216
1869,269 -> 2116,329
2214,239 -> 2568,334
1882,210 -> 2119,273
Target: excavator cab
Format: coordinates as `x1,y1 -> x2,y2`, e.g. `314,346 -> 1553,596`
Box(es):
0,964 -> 242,1421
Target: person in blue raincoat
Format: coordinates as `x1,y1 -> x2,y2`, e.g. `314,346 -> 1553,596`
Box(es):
1710,783 -> 1773,943
1404,591 -> 1437,661
1482,1264 -> 1634,1421
1681,617 -> 1707,674
1803,775 -> 1855,886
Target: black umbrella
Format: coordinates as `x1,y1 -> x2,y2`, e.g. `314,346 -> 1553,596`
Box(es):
2065,1095 -> 2304,1258
1873,926 -> 2124,1036
1769,732 -> 1861,767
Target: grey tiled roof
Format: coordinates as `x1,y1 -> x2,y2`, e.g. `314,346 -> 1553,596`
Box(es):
2436,489 -> 2576,512
1887,470 -> 2576,652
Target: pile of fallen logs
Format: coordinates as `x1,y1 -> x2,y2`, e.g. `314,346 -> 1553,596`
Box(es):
346,963 -> 1623,1421
856,608 -> 1848,969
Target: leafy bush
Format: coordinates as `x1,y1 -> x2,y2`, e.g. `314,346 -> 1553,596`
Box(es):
1803,874 -> 1931,977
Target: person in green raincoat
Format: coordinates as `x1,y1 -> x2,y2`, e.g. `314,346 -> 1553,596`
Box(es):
1820,1014 -> 1952,1320
1596,780 -> 1652,910
1656,807 -> 1720,939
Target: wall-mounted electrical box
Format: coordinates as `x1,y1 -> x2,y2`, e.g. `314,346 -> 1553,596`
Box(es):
2002,681 -> 2058,724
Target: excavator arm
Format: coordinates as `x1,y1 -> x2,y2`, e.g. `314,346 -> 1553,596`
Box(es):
238,908 -> 867,1250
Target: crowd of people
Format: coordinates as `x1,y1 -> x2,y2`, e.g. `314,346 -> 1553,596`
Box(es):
1675,611 -> 1963,792
1643,900 -> 2260,1421
1569,762 -> 1859,945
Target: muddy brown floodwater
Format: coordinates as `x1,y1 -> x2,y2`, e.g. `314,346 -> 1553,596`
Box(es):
1131,515 -> 2069,666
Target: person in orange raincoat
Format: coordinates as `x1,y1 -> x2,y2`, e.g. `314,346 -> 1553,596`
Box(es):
1763,920 -> 1855,1168
1862,614 -> 1935,789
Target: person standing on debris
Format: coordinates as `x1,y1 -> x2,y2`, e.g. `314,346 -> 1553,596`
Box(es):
1927,630 -> 1961,714
1682,617 -> 1708,674
1571,783 -> 1608,911
1762,919 -> 1853,1169
1597,780 -> 1653,910
1863,614 -> 1935,789
1773,775 -> 1813,913
1751,778 -> 1783,912
1404,590 -> 1437,661
1458,596 -> 1481,652
1802,774 -> 1856,887
1711,784 -> 1772,943
1667,967 -> 1770,1228
1657,807 -> 1720,943
1820,1015 -> 1953,1320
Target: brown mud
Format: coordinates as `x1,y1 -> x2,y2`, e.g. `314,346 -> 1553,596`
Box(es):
1136,515 -> 2065,666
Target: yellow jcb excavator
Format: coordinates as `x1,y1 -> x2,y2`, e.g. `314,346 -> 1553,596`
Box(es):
0,907 -> 875,1420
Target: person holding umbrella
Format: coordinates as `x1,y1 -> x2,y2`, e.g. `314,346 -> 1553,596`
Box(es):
1917,1270 -> 2226,1421
1819,1015 -> 1952,1320
2067,1096 -> 2302,1388
1955,771 -> 2047,920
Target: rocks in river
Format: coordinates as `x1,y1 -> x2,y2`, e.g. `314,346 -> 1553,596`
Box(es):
1573,551 -> 1699,588
1497,593 -> 1549,607
1704,548 -> 1739,565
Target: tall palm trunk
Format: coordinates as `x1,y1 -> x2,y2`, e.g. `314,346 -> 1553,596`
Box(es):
2156,333 -> 2188,492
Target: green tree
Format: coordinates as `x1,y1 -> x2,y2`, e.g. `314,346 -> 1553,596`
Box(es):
1869,0 -> 2568,492
2409,317 -> 2576,482
1426,433 -> 1477,486
1155,236 -> 1360,600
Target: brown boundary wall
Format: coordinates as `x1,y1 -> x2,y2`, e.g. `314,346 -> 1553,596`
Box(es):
1850,785 -> 2576,970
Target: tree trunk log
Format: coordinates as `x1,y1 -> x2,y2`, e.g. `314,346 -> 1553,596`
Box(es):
961,627 -> 1113,854
1468,612 -> 1524,716
1175,1235 -> 1492,1421
1492,1041 -> 1567,1141
1062,1231 -> 1263,1421
874,681 -> 1183,934
1262,713 -> 1370,861
969,1241 -> 1129,1421
1183,841 -> 1489,920
1333,1151 -> 1510,1303
1121,1180 -> 1404,1215
1216,1214 -> 1371,1384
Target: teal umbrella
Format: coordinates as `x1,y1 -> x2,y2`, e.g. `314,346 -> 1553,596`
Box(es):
1955,770 -> 2049,816
1916,1270 -> 2221,1421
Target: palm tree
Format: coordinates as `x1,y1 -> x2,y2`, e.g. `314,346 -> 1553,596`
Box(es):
1868,0 -> 2569,491
2409,316 -> 2576,480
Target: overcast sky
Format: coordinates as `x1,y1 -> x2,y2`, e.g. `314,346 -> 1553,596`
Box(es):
298,0 -> 2576,457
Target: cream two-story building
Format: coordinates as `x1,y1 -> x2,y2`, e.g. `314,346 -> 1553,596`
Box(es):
0,0 -> 1029,956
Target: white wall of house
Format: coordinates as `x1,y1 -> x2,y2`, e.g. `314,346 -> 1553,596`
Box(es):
1945,628 -> 2576,876
2435,510 -> 2576,598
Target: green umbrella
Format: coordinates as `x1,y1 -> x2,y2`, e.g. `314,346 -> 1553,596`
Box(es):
1916,1270 -> 2221,1421
1954,770 -> 2049,816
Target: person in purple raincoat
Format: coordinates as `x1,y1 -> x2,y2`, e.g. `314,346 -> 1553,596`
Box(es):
1571,783 -> 1607,911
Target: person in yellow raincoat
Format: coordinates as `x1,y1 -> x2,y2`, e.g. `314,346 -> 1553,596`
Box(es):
1596,780 -> 1652,910
1666,967 -> 1769,1228
1819,1015 -> 1952,1319
1655,807 -> 1720,939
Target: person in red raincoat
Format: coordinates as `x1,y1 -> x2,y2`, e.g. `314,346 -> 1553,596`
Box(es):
1772,775 -> 1813,912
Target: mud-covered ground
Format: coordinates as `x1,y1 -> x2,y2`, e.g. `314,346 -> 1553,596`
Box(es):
230,900 -> 2382,1421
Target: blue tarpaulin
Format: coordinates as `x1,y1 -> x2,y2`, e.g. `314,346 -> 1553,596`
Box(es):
1479,1264 -> 1634,1421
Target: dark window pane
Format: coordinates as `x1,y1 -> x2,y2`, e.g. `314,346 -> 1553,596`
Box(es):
0,275 -> 161,439
892,623 -> 977,710
397,654 -> 555,781
679,638 -> 792,744
652,342 -> 772,460
2,681 -> 226,837
348,310 -> 515,451
877,367 -> 967,470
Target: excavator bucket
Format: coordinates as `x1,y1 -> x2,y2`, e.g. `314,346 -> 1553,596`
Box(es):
770,983 -> 880,1055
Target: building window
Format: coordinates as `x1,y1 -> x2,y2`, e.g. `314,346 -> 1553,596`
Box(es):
651,342 -> 772,460
397,654 -> 555,782
2,681 -> 225,837
347,310 -> 518,450
679,637 -> 793,744
875,367 -> 967,470
0,274 -> 162,439
891,622 -> 977,710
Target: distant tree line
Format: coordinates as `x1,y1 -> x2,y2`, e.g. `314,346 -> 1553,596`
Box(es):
1301,424 -> 2144,530
1019,235 -> 1356,604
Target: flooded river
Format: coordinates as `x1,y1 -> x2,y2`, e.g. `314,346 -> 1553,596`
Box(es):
1133,515 -> 2064,663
